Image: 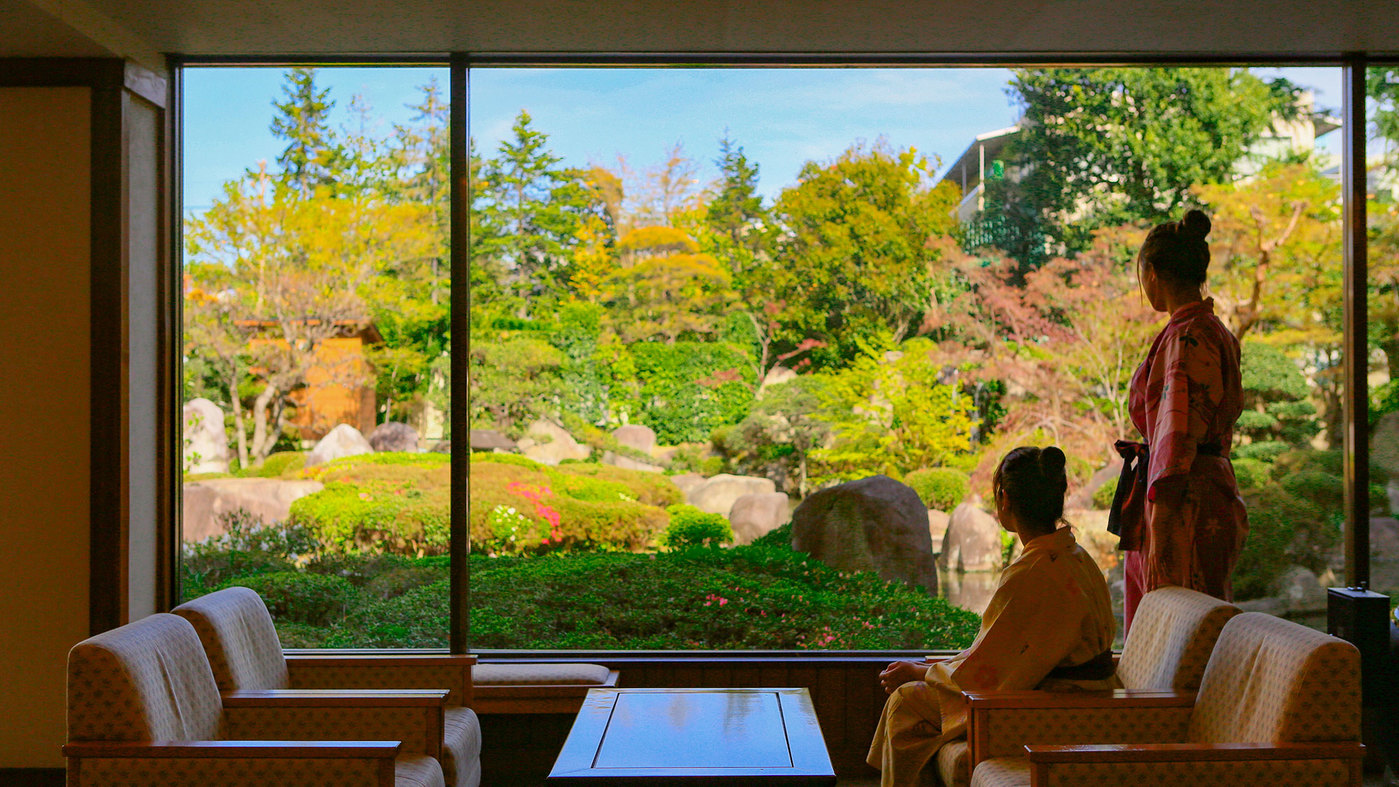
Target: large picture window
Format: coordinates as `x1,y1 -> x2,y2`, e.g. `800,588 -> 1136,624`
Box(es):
179,62 -> 1358,651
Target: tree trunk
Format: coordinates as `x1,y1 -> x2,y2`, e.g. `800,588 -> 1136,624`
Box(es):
228,370 -> 250,470
250,384 -> 281,466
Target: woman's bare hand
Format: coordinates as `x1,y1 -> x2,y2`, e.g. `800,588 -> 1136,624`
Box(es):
878,661 -> 927,694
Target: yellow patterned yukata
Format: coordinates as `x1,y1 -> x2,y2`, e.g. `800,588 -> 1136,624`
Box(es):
867,526 -> 1118,787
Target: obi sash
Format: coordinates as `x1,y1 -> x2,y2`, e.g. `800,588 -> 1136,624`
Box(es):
1107,440 -> 1223,552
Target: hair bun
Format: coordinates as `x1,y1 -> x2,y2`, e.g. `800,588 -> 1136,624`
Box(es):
1181,209 -> 1211,240
1039,446 -> 1067,477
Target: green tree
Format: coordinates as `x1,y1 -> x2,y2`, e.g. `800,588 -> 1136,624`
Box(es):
698,133 -> 782,382
476,111 -> 600,316
603,226 -> 735,344
1237,339 -> 1319,448
771,140 -> 962,368
270,67 -> 340,195
1004,67 -> 1299,254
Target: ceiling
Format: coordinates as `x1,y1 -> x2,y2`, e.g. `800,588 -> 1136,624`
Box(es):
4,0 -> 1399,67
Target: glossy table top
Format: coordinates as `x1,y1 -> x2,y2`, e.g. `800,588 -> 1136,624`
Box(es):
549,687 -> 837,785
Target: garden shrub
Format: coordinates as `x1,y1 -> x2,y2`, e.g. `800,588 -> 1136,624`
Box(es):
662,504 -> 732,548
464,547 -> 980,649
1234,485 -> 1309,600
1280,469 -> 1344,513
181,510 -> 317,598
748,521 -> 792,550
326,579 -> 450,648
222,571 -> 357,627
245,451 -> 305,478
290,480 -> 450,554
1092,476 -> 1119,510
470,452 -> 544,470
1231,458 -> 1271,492
627,341 -> 756,444
1234,440 -> 1290,462
550,462 -> 683,507
904,467 -> 970,512
544,470 -> 633,503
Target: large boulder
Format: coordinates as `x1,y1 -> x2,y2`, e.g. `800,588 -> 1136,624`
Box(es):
368,422 -> 419,453
602,451 -> 664,473
182,398 -> 229,475
468,430 -> 516,452
516,419 -> 590,465
790,475 -> 937,595
927,509 -> 950,553
1373,517 -> 1399,555
306,424 -> 373,467
687,473 -> 777,516
181,477 -> 324,542
729,492 -> 791,545
669,473 -> 706,497
939,496 -> 1004,572
1270,565 -> 1326,613
1373,412 -> 1399,478
1066,457 -> 1123,510
1066,508 -> 1122,572
612,424 -> 657,454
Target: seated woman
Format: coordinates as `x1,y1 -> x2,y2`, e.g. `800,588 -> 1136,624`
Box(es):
867,446 -> 1118,787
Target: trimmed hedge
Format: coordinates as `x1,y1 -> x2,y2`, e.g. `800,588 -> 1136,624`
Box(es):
904,467 -> 970,512
662,504 -> 733,548
182,539 -> 980,651
1092,477 -> 1118,510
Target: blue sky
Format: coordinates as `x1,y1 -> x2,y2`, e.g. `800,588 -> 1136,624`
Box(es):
182,66 -> 1341,214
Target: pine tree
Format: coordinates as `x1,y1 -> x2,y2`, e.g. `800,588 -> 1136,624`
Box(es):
477,110 -> 597,315
270,67 -> 338,194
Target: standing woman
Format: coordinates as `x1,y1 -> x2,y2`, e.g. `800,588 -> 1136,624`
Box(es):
1117,209 -> 1248,633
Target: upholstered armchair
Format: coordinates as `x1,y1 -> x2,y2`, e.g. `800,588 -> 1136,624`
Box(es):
172,586 -> 481,787
65,613 -> 447,786
968,612 -> 1365,786
934,585 -> 1240,787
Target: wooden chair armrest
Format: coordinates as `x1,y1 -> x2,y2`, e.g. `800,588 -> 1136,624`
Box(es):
63,740 -> 401,759
1026,741 -> 1367,763
964,689 -> 1194,709
966,691 -> 1196,769
222,688 -> 449,708
64,741 -> 401,787
220,690 -> 445,760
284,654 -> 475,706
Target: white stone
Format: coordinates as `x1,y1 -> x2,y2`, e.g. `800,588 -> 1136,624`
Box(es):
612,424 -> 657,453
686,473 -> 777,516
927,509 -> 950,553
183,398 -> 230,475
516,419 -> 590,465
306,423 -> 374,467
729,492 -> 791,545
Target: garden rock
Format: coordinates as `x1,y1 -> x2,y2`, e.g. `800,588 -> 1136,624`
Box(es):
1372,517 -> 1399,555
791,475 -> 937,595
1066,456 -> 1122,510
1373,412 -> 1399,477
1271,565 -> 1326,612
516,419 -> 590,465
306,424 -> 373,467
729,492 -> 790,545
431,440 -> 451,454
368,422 -> 419,453
1067,508 -> 1121,570
670,473 -> 705,496
183,398 -> 229,475
760,365 -> 797,390
687,473 -> 777,516
602,451 -> 664,473
939,496 -> 1003,572
181,477 -> 324,542
927,509 -> 950,553
468,430 -> 516,452
612,424 -> 657,454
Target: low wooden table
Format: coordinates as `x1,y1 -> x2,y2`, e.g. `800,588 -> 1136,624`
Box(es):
548,687 -> 837,785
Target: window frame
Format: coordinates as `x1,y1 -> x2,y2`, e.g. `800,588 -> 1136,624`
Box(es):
169,53 -> 1378,657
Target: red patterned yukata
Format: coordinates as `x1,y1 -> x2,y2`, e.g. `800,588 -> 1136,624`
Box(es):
1123,298 -> 1248,632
